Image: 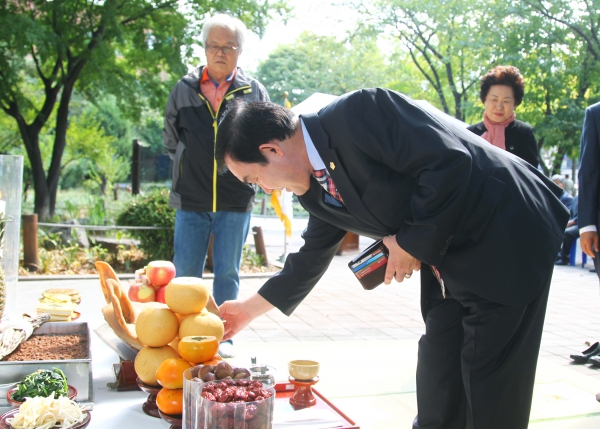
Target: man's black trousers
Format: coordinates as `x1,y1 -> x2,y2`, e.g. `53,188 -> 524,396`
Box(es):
413,265 -> 552,429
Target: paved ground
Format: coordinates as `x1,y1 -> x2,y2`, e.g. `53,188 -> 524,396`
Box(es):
12,217 -> 600,427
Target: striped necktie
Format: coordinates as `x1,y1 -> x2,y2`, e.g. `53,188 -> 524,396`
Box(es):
430,266 -> 445,298
313,169 -> 343,203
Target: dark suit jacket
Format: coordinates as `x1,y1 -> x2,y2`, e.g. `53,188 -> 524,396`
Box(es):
467,120 -> 539,167
259,89 -> 569,315
578,102 -> 600,230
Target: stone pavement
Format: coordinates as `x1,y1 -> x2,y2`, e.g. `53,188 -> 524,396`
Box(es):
227,252 -> 600,428
14,219 -> 600,428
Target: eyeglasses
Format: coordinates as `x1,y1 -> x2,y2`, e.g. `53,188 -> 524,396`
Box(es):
205,44 -> 239,55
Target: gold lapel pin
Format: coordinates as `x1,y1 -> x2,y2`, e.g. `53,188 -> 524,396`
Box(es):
330,162 -> 336,170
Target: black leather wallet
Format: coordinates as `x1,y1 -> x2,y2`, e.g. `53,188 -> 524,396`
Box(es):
348,239 -> 389,290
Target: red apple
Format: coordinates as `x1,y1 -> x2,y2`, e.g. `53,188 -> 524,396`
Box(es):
128,282 -> 156,303
146,260 -> 176,288
156,285 -> 167,304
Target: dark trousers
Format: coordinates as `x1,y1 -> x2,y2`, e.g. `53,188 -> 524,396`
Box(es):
594,250 -> 600,279
559,225 -> 580,261
413,266 -> 552,429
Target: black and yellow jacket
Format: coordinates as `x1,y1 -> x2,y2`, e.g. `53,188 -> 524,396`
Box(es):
163,66 -> 269,212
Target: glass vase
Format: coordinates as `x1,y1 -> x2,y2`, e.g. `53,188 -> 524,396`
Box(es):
0,155 -> 24,320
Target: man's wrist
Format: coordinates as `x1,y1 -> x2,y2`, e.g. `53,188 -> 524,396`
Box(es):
244,293 -> 275,319
580,225 -> 597,234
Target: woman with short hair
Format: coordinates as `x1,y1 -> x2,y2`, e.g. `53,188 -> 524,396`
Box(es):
468,65 -> 539,167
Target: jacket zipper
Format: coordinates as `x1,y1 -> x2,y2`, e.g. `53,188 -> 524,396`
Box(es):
197,85 -> 252,212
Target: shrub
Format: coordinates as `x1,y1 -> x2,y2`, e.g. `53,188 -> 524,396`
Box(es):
116,190 -> 175,260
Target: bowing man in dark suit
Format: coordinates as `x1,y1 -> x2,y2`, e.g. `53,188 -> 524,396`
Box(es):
215,88 -> 569,429
579,102 -> 600,277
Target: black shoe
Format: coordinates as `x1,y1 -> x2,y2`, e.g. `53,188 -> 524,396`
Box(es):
590,269 -> 597,273
554,259 -> 569,266
589,355 -> 600,367
570,342 -> 600,363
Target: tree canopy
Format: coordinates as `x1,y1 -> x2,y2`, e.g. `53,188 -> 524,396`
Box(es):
0,0 -> 287,219
254,0 -> 600,174
256,32 -> 389,105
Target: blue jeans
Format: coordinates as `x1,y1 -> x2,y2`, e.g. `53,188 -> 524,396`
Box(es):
173,210 -> 251,307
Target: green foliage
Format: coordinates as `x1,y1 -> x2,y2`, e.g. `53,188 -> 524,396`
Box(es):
361,0 -> 499,120
256,32 -> 389,105
351,0 -> 600,173
0,0 -> 288,219
12,369 -> 68,402
116,190 -> 175,261
0,114 -> 20,154
59,102 -> 130,194
496,1 -> 600,173
242,244 -> 265,267
32,243 -> 145,275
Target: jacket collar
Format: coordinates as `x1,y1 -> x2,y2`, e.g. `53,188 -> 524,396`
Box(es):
300,112 -> 390,232
182,66 -> 252,94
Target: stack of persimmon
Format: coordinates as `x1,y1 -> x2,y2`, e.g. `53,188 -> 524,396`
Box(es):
133,277 -> 225,416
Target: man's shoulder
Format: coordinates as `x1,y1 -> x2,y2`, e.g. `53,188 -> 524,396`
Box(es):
234,68 -> 268,92
174,67 -> 202,91
319,88 -> 385,116
587,101 -> 600,112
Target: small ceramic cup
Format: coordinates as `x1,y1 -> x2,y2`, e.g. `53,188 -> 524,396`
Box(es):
288,360 -> 320,381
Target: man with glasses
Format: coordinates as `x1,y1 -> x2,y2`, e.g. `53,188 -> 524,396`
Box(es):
163,13 -> 269,358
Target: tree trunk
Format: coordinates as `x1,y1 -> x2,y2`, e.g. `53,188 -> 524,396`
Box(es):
46,60 -> 87,216
46,86 -> 74,216
13,114 -> 52,220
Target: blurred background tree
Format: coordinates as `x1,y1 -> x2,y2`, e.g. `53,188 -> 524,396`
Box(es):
256,31 -> 388,105
0,0 -> 288,220
3,0 -> 600,217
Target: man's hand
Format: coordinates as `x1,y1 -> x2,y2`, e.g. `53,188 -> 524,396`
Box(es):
580,231 -> 599,258
382,235 -> 421,284
218,293 -> 275,342
567,219 -> 576,227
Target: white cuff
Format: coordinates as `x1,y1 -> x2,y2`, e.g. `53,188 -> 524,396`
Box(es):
579,225 -> 597,234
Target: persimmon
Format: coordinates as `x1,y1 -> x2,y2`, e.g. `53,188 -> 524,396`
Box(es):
156,387 -> 183,415
155,358 -> 192,389
178,336 -> 219,364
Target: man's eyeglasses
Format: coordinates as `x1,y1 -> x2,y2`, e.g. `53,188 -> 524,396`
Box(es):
205,45 -> 239,55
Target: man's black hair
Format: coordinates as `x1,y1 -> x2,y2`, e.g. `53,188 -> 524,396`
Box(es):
216,100 -> 297,173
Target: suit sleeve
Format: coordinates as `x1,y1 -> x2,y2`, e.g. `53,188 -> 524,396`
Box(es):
578,106 -> 600,229
521,126 -> 539,167
347,89 -> 472,266
257,214 -> 347,315
163,84 -> 179,161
